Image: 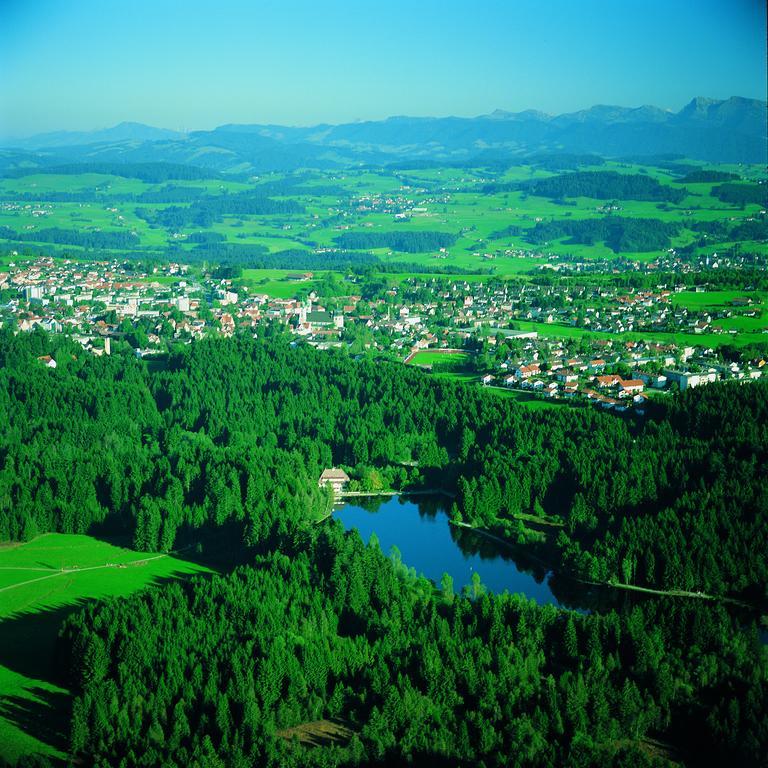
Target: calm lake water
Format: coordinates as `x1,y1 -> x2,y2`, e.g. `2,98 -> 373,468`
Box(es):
335,495 -> 768,635
334,494 -> 562,606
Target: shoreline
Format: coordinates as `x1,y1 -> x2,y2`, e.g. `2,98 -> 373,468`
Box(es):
451,520 -> 758,611
338,488 -> 456,500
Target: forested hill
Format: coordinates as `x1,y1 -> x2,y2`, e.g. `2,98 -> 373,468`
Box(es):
522,171 -> 688,202
58,531 -> 767,767
2,330 -> 767,766
1,329 -> 766,604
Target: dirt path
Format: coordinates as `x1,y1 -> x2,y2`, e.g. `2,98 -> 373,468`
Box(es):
597,579 -> 752,608
339,488 -> 456,499
0,553 -> 170,595
452,521 -> 754,609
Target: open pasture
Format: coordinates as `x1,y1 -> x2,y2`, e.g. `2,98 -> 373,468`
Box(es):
0,161 -> 765,285
0,534 -> 211,763
671,289 -> 767,310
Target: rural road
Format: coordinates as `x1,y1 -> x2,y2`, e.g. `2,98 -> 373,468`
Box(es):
0,553 -> 170,595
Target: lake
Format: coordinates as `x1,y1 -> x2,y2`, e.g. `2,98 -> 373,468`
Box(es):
334,494 -> 563,606
335,495 -> 768,632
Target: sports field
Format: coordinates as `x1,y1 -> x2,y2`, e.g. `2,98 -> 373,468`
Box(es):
407,350 -> 471,367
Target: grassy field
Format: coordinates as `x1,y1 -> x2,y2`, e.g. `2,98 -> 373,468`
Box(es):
408,350 -> 471,367
671,290 -> 767,310
511,319 -> 767,348
2,161 -> 765,284
241,268 -> 332,298
485,387 -> 571,409
0,534 -> 212,763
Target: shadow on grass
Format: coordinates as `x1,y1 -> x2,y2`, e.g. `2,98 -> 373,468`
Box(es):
0,601 -> 80,765
0,601 -> 88,685
0,687 -> 70,760
87,518 -> 252,574
0,567 -> 220,764
0,523 -> 252,764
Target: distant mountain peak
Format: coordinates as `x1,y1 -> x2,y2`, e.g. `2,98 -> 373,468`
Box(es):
679,96 -> 720,117
8,122 -> 184,150
487,108 -> 551,121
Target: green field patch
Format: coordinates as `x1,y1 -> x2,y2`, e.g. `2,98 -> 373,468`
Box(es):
671,290 -> 767,311
407,350 -> 471,370
512,319 -> 766,348
241,268 -> 331,298
485,387 -> 570,409
0,534 -> 212,763
713,315 -> 768,332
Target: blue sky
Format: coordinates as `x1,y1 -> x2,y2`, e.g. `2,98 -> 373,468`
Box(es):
0,0 -> 765,137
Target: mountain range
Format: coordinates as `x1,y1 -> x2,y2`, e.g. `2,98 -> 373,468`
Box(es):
1,97 -> 765,174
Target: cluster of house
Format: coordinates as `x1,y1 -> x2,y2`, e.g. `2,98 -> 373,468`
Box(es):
351,190 -> 452,221
1,257 -> 364,354
2,258 -> 765,411
475,334 -> 765,412
332,276 -> 765,352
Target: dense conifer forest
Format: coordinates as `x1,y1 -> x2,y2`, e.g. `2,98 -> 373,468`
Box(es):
522,172 -> 688,203
1,329 -> 767,596
0,330 -> 766,765
333,231 -> 458,253
58,535 -> 767,767
522,217 -> 681,253
482,172 -> 688,203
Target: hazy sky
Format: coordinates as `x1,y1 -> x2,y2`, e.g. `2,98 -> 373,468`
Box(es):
0,0 -> 765,137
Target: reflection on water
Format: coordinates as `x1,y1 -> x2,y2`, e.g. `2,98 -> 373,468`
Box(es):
335,495 -> 768,638
335,494 -> 562,606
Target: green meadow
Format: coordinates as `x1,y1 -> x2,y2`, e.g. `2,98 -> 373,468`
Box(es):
0,534 -> 211,763
1,160 -> 764,279
407,350 -> 471,366
512,319 -> 767,347
485,387 -> 571,409
671,289 -> 767,310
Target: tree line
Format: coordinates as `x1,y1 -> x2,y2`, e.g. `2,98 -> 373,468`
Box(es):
712,183 -> 767,207
333,231 -> 458,253
136,191 -> 305,229
0,226 -> 140,250
483,171 -> 687,203
523,217 -> 680,253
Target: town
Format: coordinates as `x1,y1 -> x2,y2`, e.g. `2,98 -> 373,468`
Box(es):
3,254 -> 765,414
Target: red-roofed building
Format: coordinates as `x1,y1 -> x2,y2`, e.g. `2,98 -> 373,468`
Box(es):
514,363 -> 540,379
618,379 -> 644,394
595,375 -> 622,388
